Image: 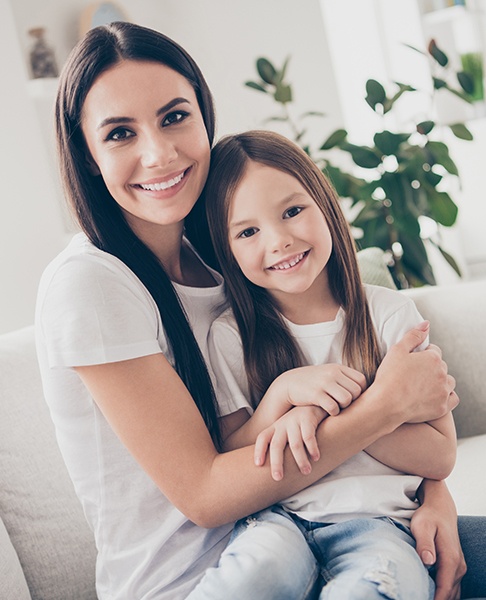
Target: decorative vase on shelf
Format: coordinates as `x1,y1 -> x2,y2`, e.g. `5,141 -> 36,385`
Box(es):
28,27 -> 58,79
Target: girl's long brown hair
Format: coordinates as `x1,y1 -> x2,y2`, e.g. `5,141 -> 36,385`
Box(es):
202,130 -> 381,406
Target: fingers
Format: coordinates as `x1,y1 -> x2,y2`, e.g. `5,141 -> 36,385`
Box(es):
395,321 -> 430,353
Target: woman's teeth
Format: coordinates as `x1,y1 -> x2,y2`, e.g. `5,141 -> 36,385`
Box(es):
140,172 -> 184,191
270,252 -> 306,270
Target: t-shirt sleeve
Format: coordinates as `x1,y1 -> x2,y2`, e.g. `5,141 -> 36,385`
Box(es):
374,291 -> 429,354
38,254 -> 163,368
208,313 -> 254,417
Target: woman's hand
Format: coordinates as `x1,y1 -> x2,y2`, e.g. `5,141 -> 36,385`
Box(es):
254,406 -> 328,481
412,479 -> 466,600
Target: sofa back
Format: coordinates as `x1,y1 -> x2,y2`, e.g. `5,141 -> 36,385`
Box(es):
0,326 -> 97,600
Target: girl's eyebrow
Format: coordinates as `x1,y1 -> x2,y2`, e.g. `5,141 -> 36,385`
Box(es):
96,97 -> 191,130
229,192 -> 306,229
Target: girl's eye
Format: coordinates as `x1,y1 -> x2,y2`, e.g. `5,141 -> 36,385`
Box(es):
162,111 -> 189,126
284,206 -> 302,219
238,227 -> 258,239
106,127 -> 134,142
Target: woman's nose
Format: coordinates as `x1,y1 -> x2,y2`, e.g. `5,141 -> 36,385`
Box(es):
140,133 -> 177,168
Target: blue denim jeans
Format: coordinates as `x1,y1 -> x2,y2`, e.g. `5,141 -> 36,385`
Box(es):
290,513 -> 434,599
188,506 -> 433,600
186,506 -> 319,600
458,516 -> 486,599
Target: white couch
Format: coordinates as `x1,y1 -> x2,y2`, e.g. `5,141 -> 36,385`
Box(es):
1,277 -> 485,599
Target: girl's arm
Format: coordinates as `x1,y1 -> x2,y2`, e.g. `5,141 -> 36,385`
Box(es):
75,325 -> 457,529
365,412 -> 457,480
220,363 -> 366,450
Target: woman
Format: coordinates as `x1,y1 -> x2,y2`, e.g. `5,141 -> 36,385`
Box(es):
35,21 -> 480,600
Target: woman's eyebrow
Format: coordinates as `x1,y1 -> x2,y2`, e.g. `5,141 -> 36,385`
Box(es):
97,97 -> 191,130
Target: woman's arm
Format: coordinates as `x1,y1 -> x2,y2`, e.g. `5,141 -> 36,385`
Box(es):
411,479 -> 466,600
75,324 -> 457,528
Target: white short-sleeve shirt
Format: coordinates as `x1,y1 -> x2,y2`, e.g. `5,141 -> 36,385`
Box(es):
35,233 -> 232,600
209,284 -> 428,526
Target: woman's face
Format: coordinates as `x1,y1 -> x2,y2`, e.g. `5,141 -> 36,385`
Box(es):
81,60 -> 211,236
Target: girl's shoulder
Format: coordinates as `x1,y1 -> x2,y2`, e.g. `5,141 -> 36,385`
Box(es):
363,283 -> 416,318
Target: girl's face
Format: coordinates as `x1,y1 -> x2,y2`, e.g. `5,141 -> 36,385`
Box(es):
81,60 -> 211,237
227,161 -> 333,304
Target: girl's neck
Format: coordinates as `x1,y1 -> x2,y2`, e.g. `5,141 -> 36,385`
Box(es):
272,271 -> 340,325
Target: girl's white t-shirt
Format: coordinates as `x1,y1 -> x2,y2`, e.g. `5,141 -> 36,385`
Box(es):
208,284 -> 428,526
35,233 -> 232,600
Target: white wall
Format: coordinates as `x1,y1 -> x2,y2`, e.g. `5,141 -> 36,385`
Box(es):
1,0 -> 341,335
0,0 -> 67,335
2,0 -> 486,334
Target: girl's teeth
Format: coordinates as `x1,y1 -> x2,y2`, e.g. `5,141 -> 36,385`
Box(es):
271,252 -> 305,270
140,172 -> 184,191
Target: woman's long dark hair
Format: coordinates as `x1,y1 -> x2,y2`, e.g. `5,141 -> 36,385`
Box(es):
55,21 -> 221,447
202,131 -> 381,406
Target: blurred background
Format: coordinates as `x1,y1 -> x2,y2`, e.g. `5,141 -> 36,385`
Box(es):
1,0 -> 486,333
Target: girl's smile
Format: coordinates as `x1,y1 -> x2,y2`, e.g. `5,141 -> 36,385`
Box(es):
81,60 -> 211,242
228,161 -> 335,319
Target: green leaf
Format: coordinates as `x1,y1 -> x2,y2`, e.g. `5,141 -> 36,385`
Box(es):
320,128 -> 347,150
365,79 -> 386,111
457,70 -> 475,95
343,143 -> 382,168
425,141 -> 459,176
277,56 -> 291,84
427,190 -> 458,226
449,123 -> 474,141
256,57 -> 277,84
274,83 -> 292,104
374,130 -> 410,155
433,77 -> 447,90
245,81 -> 268,93
416,120 -> 435,135
435,245 -> 462,276
428,39 -> 449,67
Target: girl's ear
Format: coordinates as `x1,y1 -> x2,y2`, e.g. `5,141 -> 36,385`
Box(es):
85,153 -> 100,176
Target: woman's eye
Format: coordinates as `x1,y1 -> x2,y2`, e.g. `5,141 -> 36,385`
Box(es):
238,227 -> 258,239
106,127 -> 134,142
284,206 -> 302,219
162,111 -> 189,126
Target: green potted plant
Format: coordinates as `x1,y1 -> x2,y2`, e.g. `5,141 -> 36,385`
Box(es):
245,40 -> 476,288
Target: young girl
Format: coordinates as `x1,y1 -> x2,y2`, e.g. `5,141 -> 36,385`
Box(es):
202,130 -> 457,599
34,20 -> 480,600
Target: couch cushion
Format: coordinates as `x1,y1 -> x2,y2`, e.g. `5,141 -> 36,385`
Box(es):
0,326 -> 97,600
0,515 -> 32,600
447,434 -> 486,516
405,280 -> 486,439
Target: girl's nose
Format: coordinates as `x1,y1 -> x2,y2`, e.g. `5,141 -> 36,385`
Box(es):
140,134 -> 178,168
269,227 -> 293,253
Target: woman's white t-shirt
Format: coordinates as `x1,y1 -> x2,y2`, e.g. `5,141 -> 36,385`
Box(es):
35,233 -> 232,600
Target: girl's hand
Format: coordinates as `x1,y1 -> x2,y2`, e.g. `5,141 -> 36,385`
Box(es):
254,406 -> 328,481
275,363 -> 367,416
411,479 -> 466,600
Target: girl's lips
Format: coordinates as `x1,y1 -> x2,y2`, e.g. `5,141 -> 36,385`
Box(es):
267,250 -> 309,271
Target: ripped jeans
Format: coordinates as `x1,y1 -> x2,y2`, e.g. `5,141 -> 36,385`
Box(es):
290,511 -> 435,600
189,506 -> 434,600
